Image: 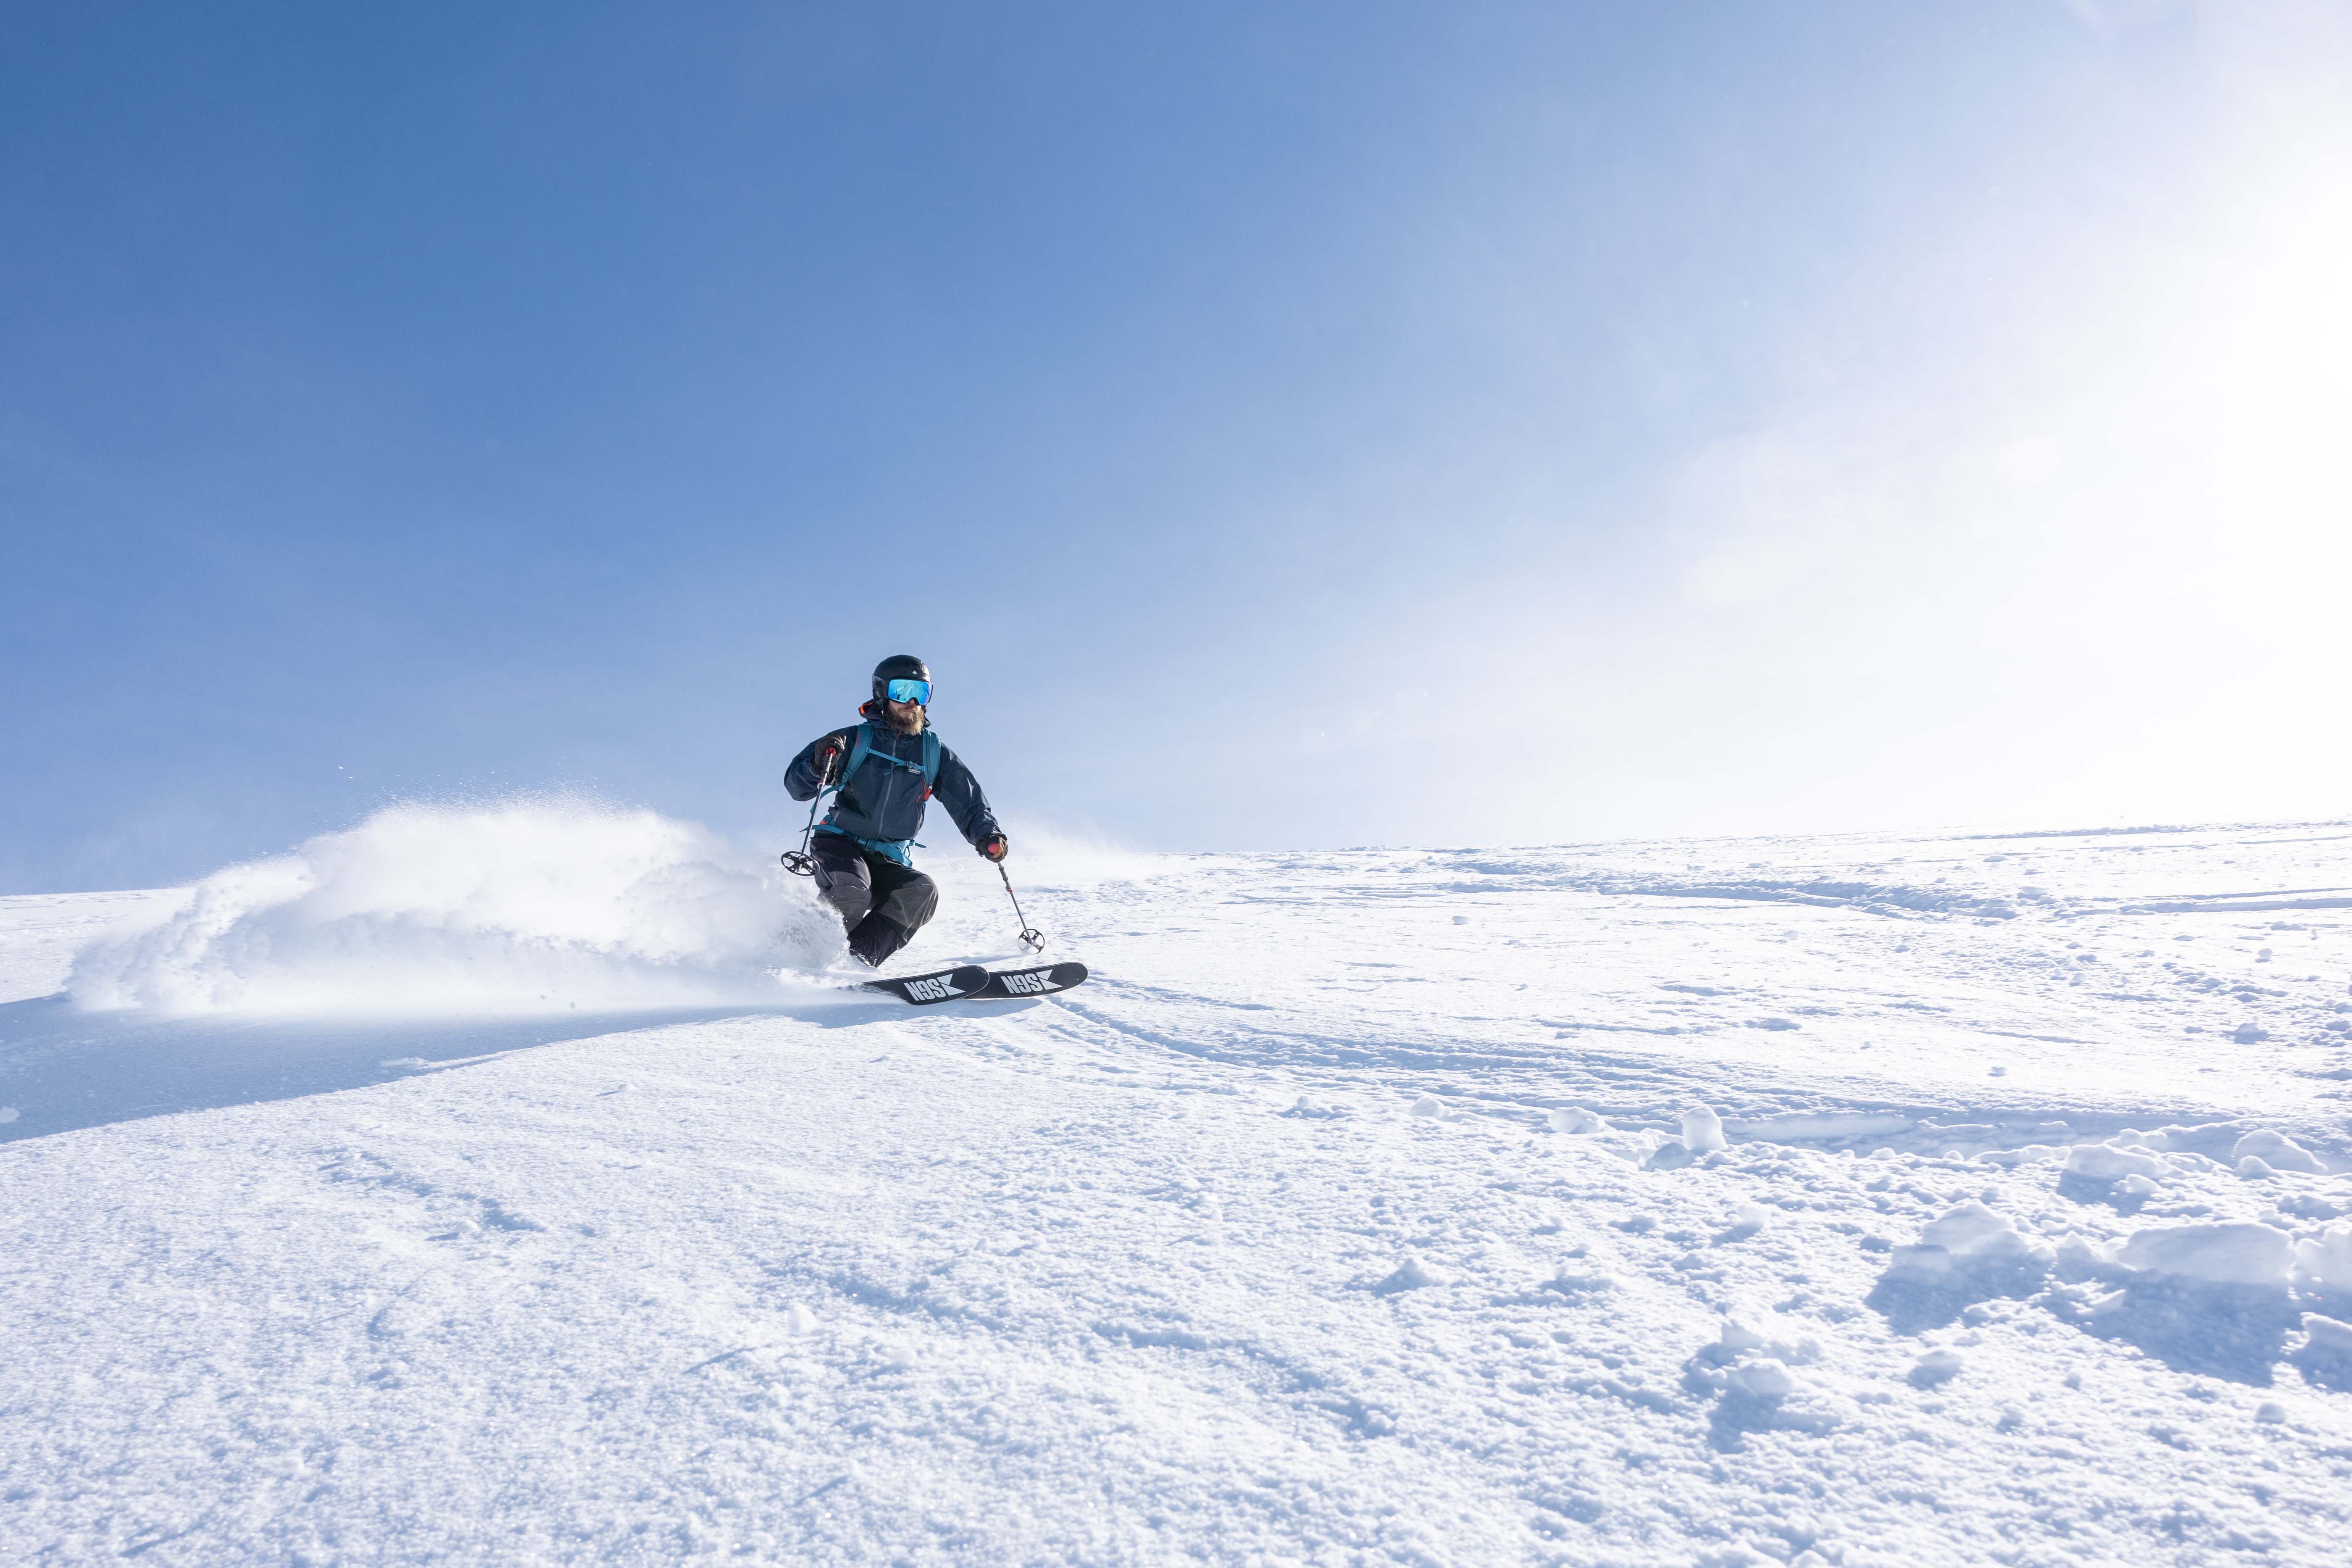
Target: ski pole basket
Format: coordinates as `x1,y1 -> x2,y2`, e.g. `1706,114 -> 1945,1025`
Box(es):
998,863 -> 1045,952
782,756 -> 833,877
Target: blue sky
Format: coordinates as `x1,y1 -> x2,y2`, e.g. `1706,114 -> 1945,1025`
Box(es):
5,2 -> 2348,892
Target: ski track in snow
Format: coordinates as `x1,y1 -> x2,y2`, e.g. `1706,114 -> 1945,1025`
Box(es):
5,813 -> 2352,1565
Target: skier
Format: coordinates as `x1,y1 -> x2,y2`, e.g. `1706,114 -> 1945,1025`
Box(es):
784,655 -> 1008,968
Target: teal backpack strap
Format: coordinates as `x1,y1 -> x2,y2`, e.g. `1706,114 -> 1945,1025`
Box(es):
837,721 -> 934,797
840,722 -> 874,790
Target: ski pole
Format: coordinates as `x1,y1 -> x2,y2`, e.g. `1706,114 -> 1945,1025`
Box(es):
997,863 -> 1045,952
780,749 -> 839,876
780,791 -> 823,876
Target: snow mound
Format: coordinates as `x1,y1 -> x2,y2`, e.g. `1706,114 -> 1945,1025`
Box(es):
2063,1141 -> 2168,1182
1368,1255 -> 1447,1294
1681,1104 -> 1729,1152
2233,1129 -> 2326,1174
68,798 -> 835,1014
1728,1357 -> 1797,1397
1894,1203 -> 2053,1275
2115,1222 -> 2295,1286
1868,1204 -> 2054,1331
2294,1223 -> 2352,1297
2054,1221 -> 2309,1382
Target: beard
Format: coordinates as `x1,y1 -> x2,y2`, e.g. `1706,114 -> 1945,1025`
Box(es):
888,702 -> 926,734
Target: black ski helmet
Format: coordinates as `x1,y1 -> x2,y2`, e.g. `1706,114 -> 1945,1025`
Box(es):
872,654 -> 931,707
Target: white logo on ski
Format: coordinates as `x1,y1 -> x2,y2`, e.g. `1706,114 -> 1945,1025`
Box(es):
1000,970 -> 1056,995
906,974 -> 963,1001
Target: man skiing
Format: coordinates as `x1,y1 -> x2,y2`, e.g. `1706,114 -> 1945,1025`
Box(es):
784,655 -> 1008,968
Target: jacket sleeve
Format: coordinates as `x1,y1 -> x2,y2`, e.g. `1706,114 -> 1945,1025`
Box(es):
932,744 -> 1002,847
783,727 -> 859,802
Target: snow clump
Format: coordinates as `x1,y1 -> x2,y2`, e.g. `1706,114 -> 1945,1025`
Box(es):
2294,1223 -> 2352,1297
2065,1141 -> 2168,1182
1892,1204 -> 2054,1278
2232,1129 -> 2325,1174
2116,1223 -> 2294,1286
1370,1255 -> 1447,1294
1680,1105 -> 1728,1153
1728,1358 -> 1797,1397
2294,1314 -> 2352,1390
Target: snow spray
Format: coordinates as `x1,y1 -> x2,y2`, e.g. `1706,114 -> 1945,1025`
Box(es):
69,798 -> 840,1015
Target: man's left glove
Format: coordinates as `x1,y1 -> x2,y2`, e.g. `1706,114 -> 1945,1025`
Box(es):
978,832 -> 1008,862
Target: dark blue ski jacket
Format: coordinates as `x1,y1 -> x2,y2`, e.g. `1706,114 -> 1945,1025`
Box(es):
784,716 -> 1002,855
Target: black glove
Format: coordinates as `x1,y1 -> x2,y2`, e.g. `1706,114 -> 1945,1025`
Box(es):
813,739 -> 843,786
977,832 -> 1008,862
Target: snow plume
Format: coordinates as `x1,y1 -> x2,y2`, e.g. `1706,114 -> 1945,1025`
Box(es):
69,798 -> 836,1014
988,813 -> 1165,888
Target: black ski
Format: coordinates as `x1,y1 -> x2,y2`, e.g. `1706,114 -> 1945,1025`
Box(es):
969,961 -> 1089,1000
860,964 -> 990,1005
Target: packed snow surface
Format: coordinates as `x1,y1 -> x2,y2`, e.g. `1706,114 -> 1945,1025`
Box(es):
6,804 -> 2352,1565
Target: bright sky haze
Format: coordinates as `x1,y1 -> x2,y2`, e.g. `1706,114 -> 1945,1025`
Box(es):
4,1 -> 2348,892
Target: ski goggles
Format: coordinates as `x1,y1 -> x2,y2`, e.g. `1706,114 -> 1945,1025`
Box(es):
885,677 -> 932,705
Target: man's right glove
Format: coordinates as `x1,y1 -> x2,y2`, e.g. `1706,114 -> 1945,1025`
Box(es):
813,739 -> 843,786
978,832 -> 1008,862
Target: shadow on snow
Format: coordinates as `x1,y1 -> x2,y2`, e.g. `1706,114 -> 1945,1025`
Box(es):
0,986 -> 1004,1145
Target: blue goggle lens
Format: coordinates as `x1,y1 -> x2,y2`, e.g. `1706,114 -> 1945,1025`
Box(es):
886,678 -> 932,705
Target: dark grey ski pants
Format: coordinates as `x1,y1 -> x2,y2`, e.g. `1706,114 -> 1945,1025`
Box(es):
810,834 -> 939,967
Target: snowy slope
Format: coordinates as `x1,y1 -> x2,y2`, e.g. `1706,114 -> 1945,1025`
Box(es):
4,807 -> 2352,1565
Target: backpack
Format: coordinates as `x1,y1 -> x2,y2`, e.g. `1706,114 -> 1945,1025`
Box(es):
839,721 -> 940,802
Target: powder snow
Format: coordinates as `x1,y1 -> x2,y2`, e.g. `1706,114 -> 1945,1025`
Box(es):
3,804 -> 2351,1564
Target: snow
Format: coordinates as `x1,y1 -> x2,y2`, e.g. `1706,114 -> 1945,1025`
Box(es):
1680,1105 -> 1730,1153
2065,1140 -> 2170,1181
2116,1222 -> 2297,1285
68,798 -> 834,1015
2236,1129 -> 2328,1174
1893,1201 -> 2052,1275
5,805 -> 2352,1563
2294,1223 -> 2352,1295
